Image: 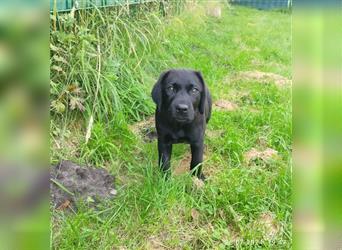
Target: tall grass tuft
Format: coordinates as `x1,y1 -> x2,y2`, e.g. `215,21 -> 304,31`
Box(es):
50,1 -> 185,125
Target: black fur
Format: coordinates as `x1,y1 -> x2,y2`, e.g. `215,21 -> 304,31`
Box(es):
151,69 -> 212,180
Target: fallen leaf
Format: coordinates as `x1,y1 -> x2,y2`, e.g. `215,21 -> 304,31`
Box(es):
56,200 -> 71,210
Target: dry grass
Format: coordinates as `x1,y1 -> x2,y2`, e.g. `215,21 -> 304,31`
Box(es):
235,70 -> 291,87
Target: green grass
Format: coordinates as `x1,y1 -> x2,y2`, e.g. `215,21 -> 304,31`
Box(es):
51,3 -> 291,249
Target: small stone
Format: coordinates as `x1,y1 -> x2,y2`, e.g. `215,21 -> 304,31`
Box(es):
110,189 -> 117,196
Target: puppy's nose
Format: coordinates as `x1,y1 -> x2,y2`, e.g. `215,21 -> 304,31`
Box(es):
176,104 -> 188,113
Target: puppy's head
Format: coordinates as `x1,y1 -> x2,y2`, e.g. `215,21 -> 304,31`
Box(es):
152,69 -> 206,124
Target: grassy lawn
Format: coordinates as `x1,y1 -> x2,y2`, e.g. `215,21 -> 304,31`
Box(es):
51,3 -> 291,249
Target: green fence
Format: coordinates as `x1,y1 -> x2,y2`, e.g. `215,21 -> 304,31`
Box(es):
230,0 -> 292,10
50,0 -> 157,12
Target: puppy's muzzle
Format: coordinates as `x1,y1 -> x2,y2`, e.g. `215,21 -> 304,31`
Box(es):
173,103 -> 194,123
176,104 -> 189,114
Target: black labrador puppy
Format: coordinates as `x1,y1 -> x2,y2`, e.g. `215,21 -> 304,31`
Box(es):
151,69 -> 212,180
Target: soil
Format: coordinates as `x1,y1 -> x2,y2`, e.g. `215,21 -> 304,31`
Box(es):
214,100 -> 238,111
174,153 -> 191,176
249,212 -> 280,240
236,71 -> 291,87
244,148 -> 278,165
51,160 -> 116,210
129,116 -> 157,142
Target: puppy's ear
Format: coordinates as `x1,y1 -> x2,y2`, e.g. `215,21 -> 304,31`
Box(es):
152,70 -> 170,111
194,71 -> 206,114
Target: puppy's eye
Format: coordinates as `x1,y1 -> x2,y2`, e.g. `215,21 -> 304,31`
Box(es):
191,87 -> 199,93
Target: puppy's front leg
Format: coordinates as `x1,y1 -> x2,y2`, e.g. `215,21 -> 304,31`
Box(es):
158,140 -> 172,176
190,142 -> 205,180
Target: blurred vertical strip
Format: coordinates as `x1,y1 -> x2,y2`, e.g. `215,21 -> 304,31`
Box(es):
293,1 -> 342,250
0,0 -> 49,250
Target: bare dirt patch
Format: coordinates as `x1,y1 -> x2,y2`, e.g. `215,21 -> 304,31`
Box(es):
236,70 -> 291,87
51,160 -> 116,210
173,153 -> 207,189
174,148 -> 210,178
192,177 -> 205,189
129,116 -> 157,142
174,153 -> 191,176
214,100 -> 238,111
244,148 -> 278,165
252,212 -> 280,240
146,236 -> 168,250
